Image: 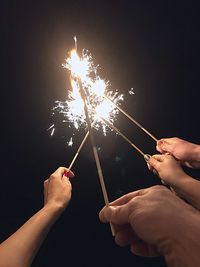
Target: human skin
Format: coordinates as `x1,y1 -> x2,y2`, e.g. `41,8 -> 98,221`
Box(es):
148,154 -> 200,210
0,167 -> 74,267
99,185 -> 200,267
156,137 -> 200,168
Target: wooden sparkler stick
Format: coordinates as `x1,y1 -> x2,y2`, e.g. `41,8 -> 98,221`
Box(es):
78,80 -> 115,236
99,116 -> 145,157
73,39 -> 115,234
99,116 -> 173,188
68,131 -> 89,172
67,121 -> 96,172
105,95 -> 158,142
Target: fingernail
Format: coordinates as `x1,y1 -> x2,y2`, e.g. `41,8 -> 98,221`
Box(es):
64,171 -> 70,177
64,170 -> 75,178
144,154 -> 151,162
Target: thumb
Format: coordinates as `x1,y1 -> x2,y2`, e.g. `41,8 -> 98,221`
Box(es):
148,155 -> 163,172
157,140 -> 173,154
99,203 -> 131,225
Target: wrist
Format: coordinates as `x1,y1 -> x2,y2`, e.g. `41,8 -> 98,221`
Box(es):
43,202 -> 65,218
164,210 -> 200,267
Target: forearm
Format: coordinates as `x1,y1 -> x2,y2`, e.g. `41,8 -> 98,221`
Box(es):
0,204 -> 62,267
173,176 -> 200,210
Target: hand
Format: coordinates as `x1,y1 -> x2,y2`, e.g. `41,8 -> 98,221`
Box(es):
156,137 -> 200,168
99,186 -> 200,266
147,154 -> 187,185
43,167 -> 74,212
148,154 -> 200,210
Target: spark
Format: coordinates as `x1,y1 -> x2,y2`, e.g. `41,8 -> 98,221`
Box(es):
129,88 -> 135,95
53,47 -> 124,137
67,137 -> 73,146
47,124 -> 55,136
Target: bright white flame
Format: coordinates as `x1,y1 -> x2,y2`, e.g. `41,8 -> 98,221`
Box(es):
53,47 -> 124,137
66,50 -> 90,80
95,99 -> 114,121
90,78 -> 108,97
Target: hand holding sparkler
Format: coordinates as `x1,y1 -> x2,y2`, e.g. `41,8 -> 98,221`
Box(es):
146,153 -> 200,209
156,137 -> 200,168
99,185 -> 200,264
44,167 -> 74,211
0,167 -> 74,267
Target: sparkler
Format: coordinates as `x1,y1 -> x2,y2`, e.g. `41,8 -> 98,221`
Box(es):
104,95 -> 158,142
52,38 -> 160,236
68,131 -> 89,171
60,47 -> 123,135
99,116 -> 145,157
62,38 -> 116,235
97,116 -> 167,186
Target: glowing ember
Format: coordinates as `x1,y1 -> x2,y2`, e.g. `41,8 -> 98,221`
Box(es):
129,88 -> 135,95
67,137 -> 73,146
47,124 -> 55,136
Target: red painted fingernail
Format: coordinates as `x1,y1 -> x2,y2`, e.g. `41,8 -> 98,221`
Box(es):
64,171 -> 70,177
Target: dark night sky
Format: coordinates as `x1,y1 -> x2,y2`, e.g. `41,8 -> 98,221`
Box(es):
0,1 -> 200,266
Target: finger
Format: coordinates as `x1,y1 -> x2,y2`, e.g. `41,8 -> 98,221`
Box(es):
115,227 -> 140,247
157,139 -> 174,153
62,177 -> 72,190
157,138 -> 174,146
51,167 -> 74,180
130,242 -> 160,257
147,162 -> 153,171
63,169 -> 75,178
151,154 -> 166,162
147,156 -> 163,172
99,198 -> 140,225
156,139 -> 165,153
109,189 -> 145,206
99,189 -> 148,223
99,205 -> 127,224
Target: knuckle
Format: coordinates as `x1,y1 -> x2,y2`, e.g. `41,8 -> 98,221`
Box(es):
150,160 -> 160,170
148,158 -> 155,166
58,166 -> 66,172
150,185 -> 167,193
43,179 -> 48,186
128,197 -> 144,222
173,137 -> 179,142
50,174 -> 57,180
129,195 -> 142,210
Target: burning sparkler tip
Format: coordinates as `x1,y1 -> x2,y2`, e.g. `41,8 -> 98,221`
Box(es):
53,40 -> 124,137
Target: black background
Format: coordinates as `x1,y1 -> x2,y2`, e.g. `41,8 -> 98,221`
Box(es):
1,1 -> 200,266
